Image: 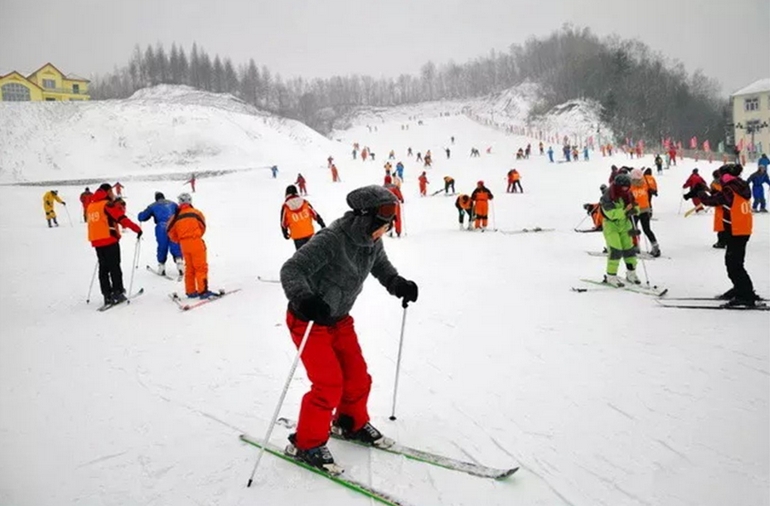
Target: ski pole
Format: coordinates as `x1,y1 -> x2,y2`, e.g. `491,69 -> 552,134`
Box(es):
247,321 -> 315,487
400,202 -> 407,237
677,194 -> 684,215
86,260 -> 98,304
633,220 -> 651,287
389,300 -> 409,421
126,236 -> 141,302
490,200 -> 497,231
572,211 -> 590,231
64,205 -> 73,227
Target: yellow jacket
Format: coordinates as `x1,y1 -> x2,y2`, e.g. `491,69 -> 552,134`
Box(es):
43,191 -> 64,217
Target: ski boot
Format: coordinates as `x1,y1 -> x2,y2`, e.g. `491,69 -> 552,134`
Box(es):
286,434 -> 342,474
198,290 -> 220,299
112,292 -> 128,305
724,295 -> 758,308
186,292 -> 199,298
650,243 -> 661,258
158,263 -> 166,276
626,270 -> 641,285
604,274 -> 624,287
332,415 -> 394,448
712,241 -> 726,249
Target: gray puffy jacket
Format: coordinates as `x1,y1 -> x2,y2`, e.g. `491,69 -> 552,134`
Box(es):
280,211 -> 399,322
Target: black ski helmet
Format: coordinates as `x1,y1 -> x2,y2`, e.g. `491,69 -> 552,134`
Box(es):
285,185 -> 298,196
155,191 -> 165,201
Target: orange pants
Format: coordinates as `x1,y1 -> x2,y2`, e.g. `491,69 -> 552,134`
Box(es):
180,238 -> 208,295
473,200 -> 489,228
393,207 -> 402,236
419,183 -> 426,196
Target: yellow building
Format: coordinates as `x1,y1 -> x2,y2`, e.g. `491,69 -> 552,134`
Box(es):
0,63 -> 89,102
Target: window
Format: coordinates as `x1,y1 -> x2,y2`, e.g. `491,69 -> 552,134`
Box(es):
72,84 -> 80,94
1,83 -> 31,101
42,79 -> 56,89
747,119 -> 761,131
745,97 -> 759,111
45,97 -> 56,101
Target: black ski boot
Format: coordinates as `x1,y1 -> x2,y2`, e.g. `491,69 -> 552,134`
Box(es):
717,288 -> 735,300
112,292 -> 128,305
332,415 -> 394,448
286,433 -> 341,474
724,296 -> 757,308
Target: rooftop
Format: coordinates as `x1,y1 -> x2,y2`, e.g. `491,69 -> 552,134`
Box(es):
731,78 -> 770,97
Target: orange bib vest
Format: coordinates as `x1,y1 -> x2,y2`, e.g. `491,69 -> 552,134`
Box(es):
285,201 -> 315,240
87,200 -> 118,242
729,192 -> 752,236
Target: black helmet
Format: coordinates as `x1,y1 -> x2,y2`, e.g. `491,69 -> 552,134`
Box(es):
600,184 -> 608,192
285,185 -> 298,196
154,191 -> 165,201
614,173 -> 632,187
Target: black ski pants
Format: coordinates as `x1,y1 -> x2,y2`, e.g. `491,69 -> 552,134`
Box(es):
96,242 -> 125,297
293,236 -> 312,251
634,213 -> 657,244
725,235 -> 754,298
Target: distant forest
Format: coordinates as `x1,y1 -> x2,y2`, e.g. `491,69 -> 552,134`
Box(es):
90,25 -> 726,145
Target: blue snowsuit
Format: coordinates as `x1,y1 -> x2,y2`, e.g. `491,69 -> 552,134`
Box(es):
547,147 -> 554,163
395,162 -> 404,180
138,199 -> 182,263
747,169 -> 770,211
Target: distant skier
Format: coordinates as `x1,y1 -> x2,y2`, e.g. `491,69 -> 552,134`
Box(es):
418,171 -> 429,196
455,194 -> 473,230
87,183 -> 142,306
643,168 -> 658,210
599,174 -> 639,287
746,164 -> 770,212
79,187 -> 93,222
42,190 -> 65,228
470,181 -> 493,230
407,147 -> 413,157
327,156 -> 334,168
281,185 -> 325,250
445,147 -> 451,159
443,176 -> 455,195
330,164 -> 340,183
113,182 -> 124,197
384,176 -> 404,237
682,169 -> 707,213
583,146 -> 589,161
695,165 -> 760,306
539,142 -> 544,155
185,173 -> 197,193
167,193 -> 215,299
138,191 -> 184,277
279,185 -> 418,471
296,173 -> 308,195
271,165 -> 279,178
547,146 -> 554,163
395,161 -> 404,181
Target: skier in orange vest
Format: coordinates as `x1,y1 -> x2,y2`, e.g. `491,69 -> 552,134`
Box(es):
281,185 -> 326,250
384,175 -> 404,237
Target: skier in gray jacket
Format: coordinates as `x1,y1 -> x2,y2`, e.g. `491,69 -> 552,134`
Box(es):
280,185 -> 419,472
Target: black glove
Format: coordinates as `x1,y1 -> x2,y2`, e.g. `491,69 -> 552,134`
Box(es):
317,216 -> 326,229
137,230 -> 143,239
62,201 -> 67,206
296,295 -> 331,323
683,192 -> 692,201
388,276 -> 419,305
282,227 -> 290,240
629,228 -> 641,237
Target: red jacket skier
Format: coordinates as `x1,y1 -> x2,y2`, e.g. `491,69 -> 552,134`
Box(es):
683,169 -> 707,208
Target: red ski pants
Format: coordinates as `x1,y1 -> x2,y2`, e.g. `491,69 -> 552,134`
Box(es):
287,311 -> 372,450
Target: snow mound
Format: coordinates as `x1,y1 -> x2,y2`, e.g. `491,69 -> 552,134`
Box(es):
0,85 -> 333,183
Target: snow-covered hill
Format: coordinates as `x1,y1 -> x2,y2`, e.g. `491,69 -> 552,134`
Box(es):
331,82 -> 613,148
0,85 -> 333,183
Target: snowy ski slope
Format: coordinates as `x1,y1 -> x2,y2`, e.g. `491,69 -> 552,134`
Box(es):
0,103 -> 768,506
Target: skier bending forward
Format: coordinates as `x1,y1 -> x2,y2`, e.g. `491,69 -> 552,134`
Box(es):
280,185 -> 419,472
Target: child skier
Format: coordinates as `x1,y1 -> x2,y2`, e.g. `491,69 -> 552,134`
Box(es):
138,192 -> 184,277
599,174 -> 640,286
167,193 -> 215,298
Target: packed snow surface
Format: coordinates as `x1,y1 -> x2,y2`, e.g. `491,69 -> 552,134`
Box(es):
0,96 -> 768,506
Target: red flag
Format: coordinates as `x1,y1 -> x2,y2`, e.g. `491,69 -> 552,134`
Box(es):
690,136 -> 697,149
703,140 -> 711,152
677,141 -> 683,150
738,138 -> 745,151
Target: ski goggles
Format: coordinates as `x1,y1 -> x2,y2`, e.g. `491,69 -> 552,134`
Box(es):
374,202 -> 398,222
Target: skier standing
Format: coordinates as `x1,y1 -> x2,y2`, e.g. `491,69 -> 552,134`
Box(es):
630,169 -> 661,257
138,192 -> 184,277
167,193 -> 216,299
113,182 -> 124,197
470,181 -> 494,230
599,174 -> 640,286
79,187 -> 93,222
695,165 -> 760,305
43,190 -> 65,227
279,185 -> 419,471
296,174 -> 308,195
654,154 -> 664,174
418,172 -> 429,196
87,183 -> 142,306
384,176 -> 405,237
746,165 -> 769,212
547,146 -> 554,163
281,185 -> 326,250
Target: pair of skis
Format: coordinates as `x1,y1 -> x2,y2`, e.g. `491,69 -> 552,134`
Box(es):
657,297 -> 769,311
96,288 -> 145,311
169,288 -> 241,311
577,278 -> 668,297
497,227 -> 555,235
240,418 -> 518,506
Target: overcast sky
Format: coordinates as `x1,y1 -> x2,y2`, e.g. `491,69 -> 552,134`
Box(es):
2,0 -> 768,95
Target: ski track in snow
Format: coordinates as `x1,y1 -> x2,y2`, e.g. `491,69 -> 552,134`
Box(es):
1,96 -> 769,506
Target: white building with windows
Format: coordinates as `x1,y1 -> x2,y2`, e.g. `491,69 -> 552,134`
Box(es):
731,78 -> 770,159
